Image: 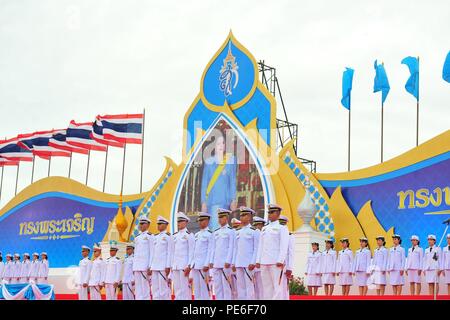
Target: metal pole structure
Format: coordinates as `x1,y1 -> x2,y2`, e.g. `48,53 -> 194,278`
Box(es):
68,151 -> 72,178
85,149 -> 91,185
14,162 -> 20,195
0,165 -> 4,202
31,154 -> 35,184
381,102 -> 384,163
347,96 -> 351,172
416,56 -> 420,147
102,145 -> 109,192
121,142 -> 127,195
47,156 -> 52,177
140,108 -> 145,193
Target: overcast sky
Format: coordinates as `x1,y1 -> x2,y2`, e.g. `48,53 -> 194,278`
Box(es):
0,0 -> 449,206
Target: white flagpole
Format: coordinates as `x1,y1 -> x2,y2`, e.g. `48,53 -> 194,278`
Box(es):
140,108 -> 145,193
0,165 -> 4,202
85,149 -> 91,185
15,162 -> 20,195
68,151 -> 72,178
103,145 -> 109,192
121,143 -> 127,195
31,154 -> 35,183
48,156 -> 52,177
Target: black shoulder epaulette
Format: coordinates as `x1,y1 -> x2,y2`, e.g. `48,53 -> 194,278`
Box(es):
207,230 -> 212,233
166,232 -> 171,235
146,231 -> 152,235
186,231 -> 191,234
214,228 -> 220,232
115,256 -> 120,260
289,232 -> 293,235
228,226 -> 232,229
250,227 -> 256,230
173,231 -> 178,235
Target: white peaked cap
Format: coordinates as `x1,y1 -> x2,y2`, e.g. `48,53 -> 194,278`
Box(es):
14,253 -> 20,257
231,218 -> 241,224
410,235 -> 419,241
253,216 -> 266,223
239,206 -> 255,215
157,215 -> 169,224
198,212 -> 211,219
81,245 -> 91,251
126,242 -> 135,248
32,252 -> 39,256
447,234 -> 450,239
23,253 -> 30,257
40,252 -> 47,256
139,215 -> 151,223
177,212 -> 190,222
427,234 -> 436,240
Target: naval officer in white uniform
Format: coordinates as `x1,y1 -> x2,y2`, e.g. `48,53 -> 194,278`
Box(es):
78,246 -> 92,300
151,215 -> 174,300
279,215 -> 294,300
121,243 -> 135,300
29,253 -> 40,283
104,243 -> 122,300
89,244 -> 106,300
132,215 -> 154,300
252,215 -> 266,300
442,234 -> 450,295
405,235 -> 423,295
256,204 -> 289,300
172,212 -> 195,300
232,207 -> 259,300
211,208 -> 235,300
423,234 -> 441,295
190,212 -> 214,300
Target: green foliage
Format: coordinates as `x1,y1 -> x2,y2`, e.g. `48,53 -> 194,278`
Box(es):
289,276 -> 308,295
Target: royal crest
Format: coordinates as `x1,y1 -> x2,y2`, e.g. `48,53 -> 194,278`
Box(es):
219,42 -> 239,97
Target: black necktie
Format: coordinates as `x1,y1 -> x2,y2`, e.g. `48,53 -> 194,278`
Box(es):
430,247 -> 432,252
412,247 -> 415,252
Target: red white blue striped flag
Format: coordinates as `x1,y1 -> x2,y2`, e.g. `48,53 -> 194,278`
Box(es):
17,130 -> 71,159
99,114 -> 143,144
0,137 -> 33,162
66,120 -> 107,152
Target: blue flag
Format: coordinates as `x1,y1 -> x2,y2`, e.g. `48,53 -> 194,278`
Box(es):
401,56 -> 419,100
373,60 -> 390,104
443,51 -> 450,83
341,67 -> 354,110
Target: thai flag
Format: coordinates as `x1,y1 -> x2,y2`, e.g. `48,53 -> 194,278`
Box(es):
66,120 -> 107,152
90,115 -> 125,148
0,156 -> 19,167
0,137 -> 33,162
17,130 -> 71,159
48,130 -> 90,155
100,114 -> 143,144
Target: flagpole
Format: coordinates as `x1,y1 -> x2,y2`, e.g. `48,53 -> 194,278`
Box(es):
0,165 -> 4,202
103,145 -> 109,192
48,156 -> 52,177
85,149 -> 91,185
31,154 -> 35,184
121,143 -> 127,195
381,101 -> 384,163
140,108 -> 146,193
347,99 -> 351,172
416,56 -> 420,147
15,162 -> 20,195
68,151 -> 72,178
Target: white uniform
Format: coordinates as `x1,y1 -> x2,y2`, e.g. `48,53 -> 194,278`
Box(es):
151,232 -> 174,300
104,256 -> 122,300
29,260 -> 40,283
336,248 -> 353,285
387,245 -> 405,285
11,260 -> 21,284
321,248 -> 337,285
281,232 -> 294,300
370,246 -> 388,285
132,231 -> 154,300
442,245 -> 450,284
122,254 -> 135,300
78,257 -> 92,300
172,228 -> 195,300
0,261 -> 4,282
422,246 -> 441,283
211,225 -> 235,300
19,259 -> 31,283
256,220 -> 289,300
37,259 -> 49,284
89,258 -> 106,300
2,260 -> 13,283
352,248 -> 371,286
405,246 -> 423,283
306,251 -> 322,287
190,228 -> 214,300
233,224 -> 259,300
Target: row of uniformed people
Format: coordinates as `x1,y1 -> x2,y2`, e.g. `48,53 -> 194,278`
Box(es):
305,233 -> 450,296
0,252 -> 49,284
78,204 -> 292,300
